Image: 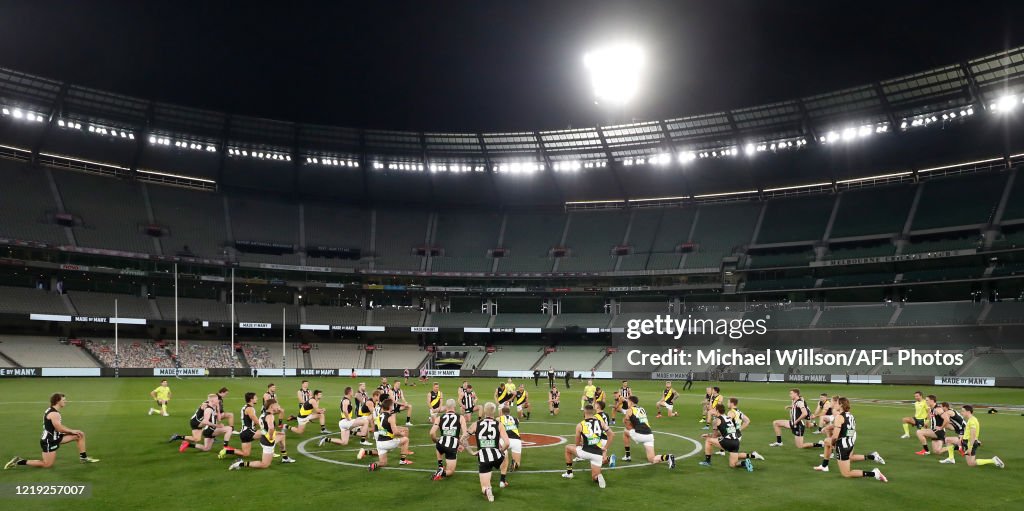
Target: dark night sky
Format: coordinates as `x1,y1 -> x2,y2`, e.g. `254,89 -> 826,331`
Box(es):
1,0 -> 1022,132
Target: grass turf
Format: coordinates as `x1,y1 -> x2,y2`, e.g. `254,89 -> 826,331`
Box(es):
0,378 -> 1022,510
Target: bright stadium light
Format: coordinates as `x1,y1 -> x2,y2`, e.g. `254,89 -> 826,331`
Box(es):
991,94 -> 1019,113
584,42 -> 645,105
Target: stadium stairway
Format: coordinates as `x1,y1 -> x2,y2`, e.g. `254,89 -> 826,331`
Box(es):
303,351 -> 313,369
0,350 -> 21,368
530,350 -> 550,371
80,344 -> 106,368
363,350 -> 373,369
61,293 -> 77,314
237,349 -> 250,369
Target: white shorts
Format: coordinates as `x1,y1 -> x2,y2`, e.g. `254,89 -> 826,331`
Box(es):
663,403 -> 674,412
376,438 -> 401,454
298,414 -> 312,425
508,439 -> 523,454
823,415 -> 834,424
628,430 -> 655,447
575,446 -> 604,467
338,419 -> 355,431
261,443 -> 276,455
516,404 -> 525,412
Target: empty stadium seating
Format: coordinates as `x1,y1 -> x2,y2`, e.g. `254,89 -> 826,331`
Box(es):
815,305 -> 896,328
550,313 -> 611,328
374,208 -> 427,270
303,202 -> 371,269
895,301 -> 981,326
0,336 -> 101,367
760,307 -> 817,329
148,184 -> 228,259
981,302 -> 1024,324
69,291 -> 158,320
0,286 -> 70,315
912,173 -> 1005,230
825,243 -> 896,260
743,277 -> 816,291
481,345 -> 545,370
748,249 -> 815,268
558,211 -> 629,272
830,185 -> 915,238
960,351 -> 1024,377
305,305 -> 366,325
55,170 -> 156,254
427,313 -> 490,328
156,297 -> 230,323
819,273 -> 896,287
309,343 -> 365,370
235,303 -> 300,324
431,211 -> 500,272
903,235 -> 981,254
757,195 -> 834,243
1001,171 -> 1024,221
543,346 -> 607,371
685,202 -> 760,269
371,307 -> 423,327
367,345 -> 426,369
496,212 -> 564,272
491,313 -> 549,328
0,160 -> 68,245
228,196 -> 300,264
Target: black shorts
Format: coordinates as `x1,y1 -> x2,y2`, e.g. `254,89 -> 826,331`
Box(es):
790,421 -> 805,437
552,402 -> 559,409
719,438 -> 740,453
436,442 -> 458,460
240,430 -> 256,443
966,440 -> 980,456
914,418 -> 925,428
40,436 -> 63,453
190,418 -> 202,430
478,458 -> 504,473
202,426 -> 216,439
934,430 -> 946,441
837,439 -> 855,461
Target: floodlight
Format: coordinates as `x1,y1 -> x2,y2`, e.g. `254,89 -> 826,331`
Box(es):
12,108 -> 23,119
1,108 -> 8,115
991,94 -> 1019,113
583,43 -> 645,105
744,144 -> 755,156
841,128 -> 857,141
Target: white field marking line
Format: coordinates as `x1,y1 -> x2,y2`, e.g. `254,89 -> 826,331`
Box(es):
297,422 -> 702,474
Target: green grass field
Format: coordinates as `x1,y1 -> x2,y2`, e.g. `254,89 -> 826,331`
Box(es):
1,377 -> 1022,510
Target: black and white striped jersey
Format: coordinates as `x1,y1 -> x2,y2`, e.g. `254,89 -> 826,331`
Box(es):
436,412 -> 462,450
474,417 -> 504,463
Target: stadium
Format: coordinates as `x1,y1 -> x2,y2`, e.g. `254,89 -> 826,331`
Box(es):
0,2 -> 1022,509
